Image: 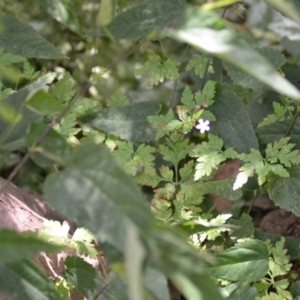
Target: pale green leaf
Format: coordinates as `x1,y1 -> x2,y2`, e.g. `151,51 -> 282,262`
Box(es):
171,8 -> 300,99
0,14 -> 67,59
97,0 -> 115,27
32,0 -> 82,35
91,101 -> 160,142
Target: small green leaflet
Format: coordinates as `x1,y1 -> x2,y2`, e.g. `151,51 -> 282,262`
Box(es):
257,101 -> 292,128
191,134 -> 237,180
191,214 -> 232,247
135,55 -> 180,89
148,109 -> 175,139
254,238 -> 292,299
233,137 -> 300,190
0,47 -> 26,65
186,54 -> 212,78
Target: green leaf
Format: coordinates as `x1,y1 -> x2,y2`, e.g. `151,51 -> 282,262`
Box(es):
290,281 -> 300,299
191,134 -> 237,180
136,55 -> 180,89
62,256 -> 106,299
209,84 -> 259,153
256,119 -> 300,148
223,47 -> 287,90
25,122 -> 72,167
109,0 -> 185,39
186,54 -> 211,78
229,213 -> 255,240
268,238 -> 291,278
257,102 -> 291,128
49,72 -> 76,103
0,47 -> 26,65
195,80 -> 216,107
171,8 -> 300,99
151,226 -> 223,300
255,228 -> 300,260
148,109 -> 176,139
268,166 -> 300,216
0,230 -> 64,264
144,267 -> 170,300
32,0 -> 82,35
21,61 -> 40,80
197,179 -> 243,201
265,137 -> 300,167
208,239 -> 269,282
0,14 -> 67,60
0,73 -> 56,150
159,137 -> 194,166
181,85 -> 195,111
97,0 -> 115,27
90,101 -> 160,142
222,282 -> 257,300
0,259 -> 63,300
264,0 -> 300,25
107,90 -> 130,108
43,143 -> 153,252
26,89 -> 65,115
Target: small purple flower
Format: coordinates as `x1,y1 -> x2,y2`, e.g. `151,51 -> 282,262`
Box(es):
195,119 -> 210,133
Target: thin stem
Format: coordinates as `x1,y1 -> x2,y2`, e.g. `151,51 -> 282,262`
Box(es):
247,188 -> 260,215
285,104 -> 300,137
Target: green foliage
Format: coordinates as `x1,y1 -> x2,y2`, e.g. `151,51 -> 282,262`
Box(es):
90,101 -> 160,142
191,134 -> 237,180
3,0 -> 300,299
136,55 -> 180,89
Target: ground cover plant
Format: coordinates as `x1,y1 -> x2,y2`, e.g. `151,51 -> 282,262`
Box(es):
2,0 -> 300,299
